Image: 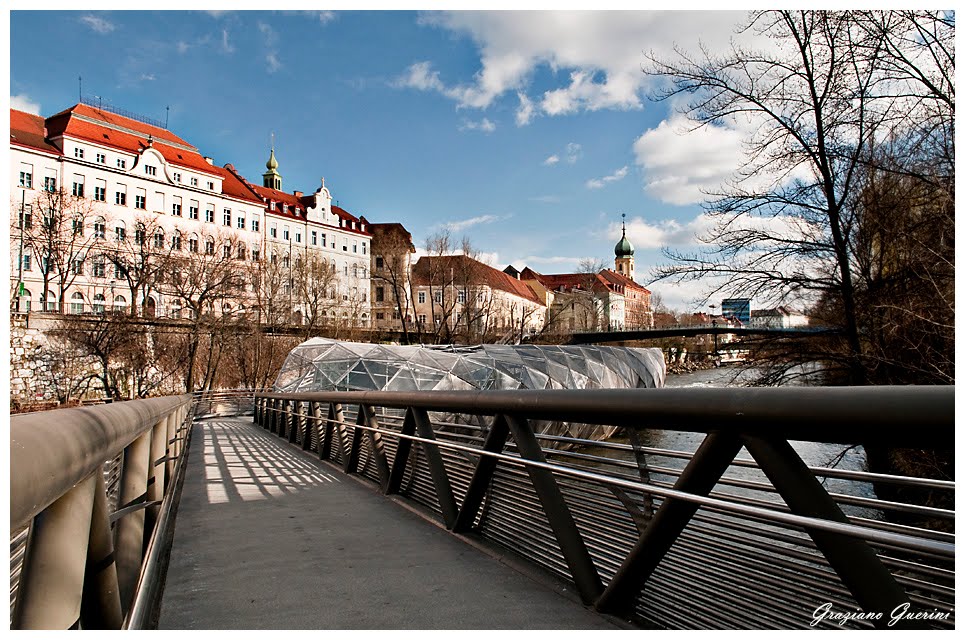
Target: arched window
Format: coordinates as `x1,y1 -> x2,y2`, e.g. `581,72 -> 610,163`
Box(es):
70,292 -> 85,315
236,241 -> 247,260
171,231 -> 182,251
93,293 -> 106,314
188,234 -> 199,253
135,223 -> 147,245
41,291 -> 57,312
205,237 -> 215,255
93,217 -> 106,239
113,295 -> 127,313
145,297 -> 157,318
18,289 -> 31,313
114,220 -> 127,243
154,229 -> 165,249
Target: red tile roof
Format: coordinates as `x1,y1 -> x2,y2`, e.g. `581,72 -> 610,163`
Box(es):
413,255 -> 543,305
599,269 -> 651,294
210,165 -> 264,205
43,103 -> 221,177
10,109 -> 60,155
522,266 -> 650,296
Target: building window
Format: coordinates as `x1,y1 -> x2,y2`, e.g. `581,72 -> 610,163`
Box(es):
207,181 -> 215,190
93,219 -> 106,239
20,252 -> 32,272
458,290 -> 466,304
295,232 -> 301,243
19,167 -> 33,189
205,240 -> 215,255
353,243 -> 358,253
251,248 -> 260,261
189,204 -> 199,220
145,165 -> 157,176
135,226 -> 146,245
223,244 -> 231,259
74,148 -> 84,159
173,203 -> 182,216
237,244 -> 246,260
311,231 -> 318,245
419,314 -> 427,324
376,312 -> 385,321
72,218 -> 84,235
205,207 -> 214,223
172,234 -> 182,251
173,172 -> 181,183
376,256 -> 384,270
435,291 -> 442,304
72,178 -> 85,198
237,216 -> 245,230
375,287 -> 385,303
251,218 -> 260,232
321,233 -> 327,246
223,209 -> 231,226
362,243 -> 367,255
70,292 -> 84,314
114,262 -> 126,279
418,292 -> 426,304
96,153 -> 106,164
18,205 -> 32,230
135,194 -> 146,209
270,224 -> 277,238
115,225 -> 126,242
44,176 -> 56,192
92,257 -> 106,278
117,158 -> 126,169
154,230 -> 164,249
94,185 -> 106,202
283,227 -> 290,241
189,238 -> 199,253
343,264 -> 348,276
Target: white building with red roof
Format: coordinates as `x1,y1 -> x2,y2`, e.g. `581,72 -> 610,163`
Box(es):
11,103 -> 264,317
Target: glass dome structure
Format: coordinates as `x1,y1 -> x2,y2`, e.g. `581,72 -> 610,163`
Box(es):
273,338 -> 665,441
273,338 -> 665,394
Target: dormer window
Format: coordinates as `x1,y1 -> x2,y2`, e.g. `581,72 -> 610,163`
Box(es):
269,201 -> 275,211
282,204 -> 288,214
145,165 -> 157,176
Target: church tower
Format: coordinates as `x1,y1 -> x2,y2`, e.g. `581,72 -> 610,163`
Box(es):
614,214 -> 635,281
262,137 -> 283,190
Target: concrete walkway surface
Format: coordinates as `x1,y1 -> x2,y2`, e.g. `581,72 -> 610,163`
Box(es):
158,418 -> 620,630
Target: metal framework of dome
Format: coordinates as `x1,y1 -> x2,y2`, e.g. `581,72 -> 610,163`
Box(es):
274,338 -> 665,394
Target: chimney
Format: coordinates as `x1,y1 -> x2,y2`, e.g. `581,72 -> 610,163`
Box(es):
293,190 -> 303,198
204,156 -> 213,165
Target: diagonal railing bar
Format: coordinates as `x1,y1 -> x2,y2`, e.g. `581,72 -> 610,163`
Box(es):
595,430 -> 744,615
360,405 -> 391,488
385,408 -> 417,495
344,406 -> 365,474
320,403 -> 336,461
740,434 -> 921,630
410,407 -> 459,529
452,414 -> 511,533
503,413 -> 604,604
304,402 -> 320,452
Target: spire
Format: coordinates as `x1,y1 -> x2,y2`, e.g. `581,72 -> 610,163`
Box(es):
262,133 -> 282,190
614,213 -> 634,258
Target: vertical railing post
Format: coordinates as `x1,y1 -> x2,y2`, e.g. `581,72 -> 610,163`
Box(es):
303,401 -> 318,452
145,415 -> 169,538
11,473 -> 97,629
288,400 -> 299,444
165,410 -> 177,483
80,473 -> 123,630
114,430 -> 152,613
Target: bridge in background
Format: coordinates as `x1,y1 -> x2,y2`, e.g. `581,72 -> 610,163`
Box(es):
9,386 -> 955,630
567,325 -> 841,344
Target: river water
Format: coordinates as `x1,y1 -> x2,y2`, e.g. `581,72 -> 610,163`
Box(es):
636,366 -> 879,518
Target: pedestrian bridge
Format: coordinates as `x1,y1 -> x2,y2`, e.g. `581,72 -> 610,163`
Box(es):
9,387 -> 955,630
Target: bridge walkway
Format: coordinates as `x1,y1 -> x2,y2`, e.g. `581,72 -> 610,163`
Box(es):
158,417 -> 620,629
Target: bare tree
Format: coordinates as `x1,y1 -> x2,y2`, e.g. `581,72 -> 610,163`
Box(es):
292,252 -> 340,337
165,232 -> 247,391
647,10 -> 954,384
370,223 -> 417,343
15,187 -> 104,313
102,214 -> 175,316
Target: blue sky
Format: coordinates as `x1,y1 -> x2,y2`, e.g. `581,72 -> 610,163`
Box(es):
9,9 -> 761,311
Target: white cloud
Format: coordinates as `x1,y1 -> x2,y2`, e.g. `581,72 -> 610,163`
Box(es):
528,195 -> 561,203
586,165 -> 629,189
633,114 -> 748,206
515,92 -> 535,126
565,142 -> 582,164
176,41 -> 191,54
316,11 -> 336,24
509,255 -> 589,271
407,11 -> 750,123
542,155 -> 559,166
11,94 -> 40,115
437,214 -> 505,232
80,15 -> 115,34
139,74 -> 156,82
459,118 -> 496,133
221,29 -> 235,54
393,61 -> 446,91
266,53 -> 282,73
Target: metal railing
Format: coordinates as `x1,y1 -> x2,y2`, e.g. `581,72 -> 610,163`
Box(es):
9,395 -> 193,629
252,386 -> 954,630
